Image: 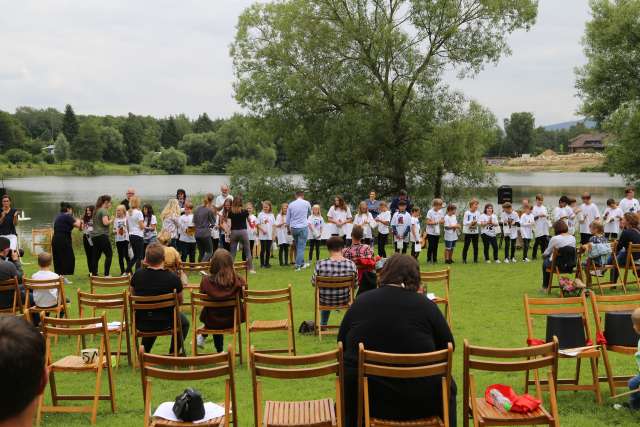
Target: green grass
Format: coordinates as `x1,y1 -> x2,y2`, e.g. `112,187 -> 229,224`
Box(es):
28,242 -> 640,426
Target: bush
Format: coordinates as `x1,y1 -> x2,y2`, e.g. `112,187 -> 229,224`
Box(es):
156,148 -> 187,174
5,148 -> 32,163
129,164 -> 143,174
0,155 -> 9,164
71,160 -> 97,176
44,153 -> 56,164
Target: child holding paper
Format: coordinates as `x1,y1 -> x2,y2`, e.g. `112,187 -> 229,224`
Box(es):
390,201 -> 411,254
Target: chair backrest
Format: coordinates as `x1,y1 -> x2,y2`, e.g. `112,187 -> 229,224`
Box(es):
129,292 -> 179,330
315,275 -> 355,308
23,277 -> 67,312
31,228 -> 53,253
89,274 -> 131,293
42,314 -> 112,363
139,344 -> 237,426
626,243 -> 640,263
0,277 -> 22,313
420,269 -> 450,298
182,262 -> 210,274
523,294 -> 593,345
552,246 -> 577,273
244,285 -> 293,322
233,261 -> 248,284
190,292 -> 239,330
77,289 -> 128,324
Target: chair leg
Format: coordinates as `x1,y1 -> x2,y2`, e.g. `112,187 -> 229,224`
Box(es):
575,358 -> 582,386
91,365 -> 103,424
36,382 -> 45,426
124,327 -> 132,366
49,370 -> 58,406
590,357 -> 602,404
106,359 -> 116,413
602,348 -> 617,397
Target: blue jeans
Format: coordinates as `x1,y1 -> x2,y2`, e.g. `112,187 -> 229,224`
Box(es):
629,374 -> 640,409
608,250 -> 628,283
320,310 -> 331,326
291,227 -> 308,268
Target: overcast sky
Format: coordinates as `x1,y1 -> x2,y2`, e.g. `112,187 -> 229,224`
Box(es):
0,0 -> 590,126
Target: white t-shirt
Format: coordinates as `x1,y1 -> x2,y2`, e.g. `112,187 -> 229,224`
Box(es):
210,215 -> 219,239
275,213 -> 289,245
568,207 -> 578,235
531,205 -> 549,237
603,207 -> 623,235
127,209 -> 144,237
543,234 -> 577,260
501,211 -> 520,239
462,210 -> 480,234
579,203 -> 600,234
113,217 -> 129,242
426,208 -> 444,236
619,197 -> 640,214
376,211 -> 391,235
31,270 -> 59,308
326,206 -> 352,236
553,206 -> 571,223
257,212 -> 276,240
215,194 -> 233,210
353,212 -> 375,239
479,213 -> 498,237
410,216 -> 421,242
143,215 -> 157,241
247,214 -> 258,241
307,214 -> 325,239
178,214 -> 196,243
519,213 -> 535,240
390,211 -> 411,241
444,214 -> 458,242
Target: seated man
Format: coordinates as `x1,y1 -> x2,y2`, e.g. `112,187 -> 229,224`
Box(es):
311,236 -> 357,328
131,243 -> 190,355
0,316 -> 47,427
0,236 -> 28,311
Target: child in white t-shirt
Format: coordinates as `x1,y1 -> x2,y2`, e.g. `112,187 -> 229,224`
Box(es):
353,201 -> 376,246
603,198 -> 623,240
462,199 -> 480,264
113,204 -> 131,275
425,198 -> 444,264
568,197 -> 578,236
307,204 -> 324,262
479,203 -> 499,263
531,194 -> 550,260
276,203 -> 290,266
619,187 -> 640,214
579,192 -> 600,245
375,201 -> 391,258
500,202 -> 520,263
390,201 -> 411,254
443,204 -> 460,264
244,202 -> 258,263
31,252 -> 60,310
410,207 -> 422,260
178,202 -> 196,263
257,201 -> 276,268
519,205 -> 535,262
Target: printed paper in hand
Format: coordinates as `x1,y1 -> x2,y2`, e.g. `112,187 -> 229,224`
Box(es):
414,243 -> 421,252
153,401 -> 226,423
397,240 -> 403,250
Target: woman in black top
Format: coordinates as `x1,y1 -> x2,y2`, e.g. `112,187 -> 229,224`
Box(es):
612,212 -> 640,282
338,254 -> 456,427
227,195 -> 254,272
51,202 -> 82,276
0,195 -> 19,250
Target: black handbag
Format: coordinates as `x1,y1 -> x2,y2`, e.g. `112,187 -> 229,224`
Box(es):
298,320 -> 316,335
173,388 -> 205,422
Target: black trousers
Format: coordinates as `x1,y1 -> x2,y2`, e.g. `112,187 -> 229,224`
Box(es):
259,240 -> 272,266
128,235 -> 144,273
605,232 -> 618,240
394,240 -> 408,254
504,238 -> 517,260
532,235 -> 549,259
309,239 -> 321,261
279,244 -> 290,265
91,234 -> 112,276
411,242 -> 421,259
196,236 -> 213,262
180,241 -> 196,262
522,238 -> 531,260
426,235 -> 439,262
481,234 -> 498,261
83,235 -> 94,273
580,233 -> 592,245
211,236 -> 219,254
140,313 -> 190,355
378,233 -> 388,258
116,241 -> 132,274
462,234 -> 479,262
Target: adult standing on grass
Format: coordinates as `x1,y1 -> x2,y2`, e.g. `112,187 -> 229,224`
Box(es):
389,189 -> 412,216
176,189 -> 187,212
365,190 -> 381,218
194,193 -> 217,262
0,195 -> 20,251
160,199 -> 181,248
227,195 -> 255,273
286,190 -> 311,271
215,184 -> 233,210
90,195 -> 113,276
51,202 -> 82,278
338,254 -> 456,427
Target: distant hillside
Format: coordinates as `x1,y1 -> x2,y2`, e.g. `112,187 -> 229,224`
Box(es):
543,119 -> 597,131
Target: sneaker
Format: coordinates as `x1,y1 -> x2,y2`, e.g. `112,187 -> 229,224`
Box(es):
249,270 -> 257,274
504,258 -> 510,264
486,260 -> 491,264
196,334 -> 205,348
265,264 -> 272,269
511,258 -> 518,263
614,402 -> 632,411
303,263 -> 310,269
495,259 -> 501,264
523,258 -> 530,263
295,267 -> 301,272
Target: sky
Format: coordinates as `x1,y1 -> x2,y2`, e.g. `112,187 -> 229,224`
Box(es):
0,0 -> 591,127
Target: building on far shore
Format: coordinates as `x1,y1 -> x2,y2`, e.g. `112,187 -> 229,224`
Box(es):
568,133 -> 608,153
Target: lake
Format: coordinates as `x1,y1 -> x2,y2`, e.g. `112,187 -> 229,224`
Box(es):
3,172 -> 627,246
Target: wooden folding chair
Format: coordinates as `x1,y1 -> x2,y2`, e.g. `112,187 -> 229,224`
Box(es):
0,277 -> 23,314
89,274 -> 131,294
420,268 -> 452,327
78,290 -> 132,367
234,260 -> 249,286
314,275 -> 355,340
181,262 -> 210,289
191,292 -> 243,364
130,291 -> 183,363
621,243 -> 640,290
581,242 -> 623,294
140,345 -> 237,427
523,294 -> 602,403
24,277 -> 68,324
463,338 -> 559,427
32,227 -> 53,254
36,314 -> 116,425
358,342 -> 453,427
545,247 -> 578,296
250,343 -> 344,427
590,293 -> 640,397
244,286 -> 296,356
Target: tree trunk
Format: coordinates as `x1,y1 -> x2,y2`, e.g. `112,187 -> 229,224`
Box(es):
433,167 -> 444,198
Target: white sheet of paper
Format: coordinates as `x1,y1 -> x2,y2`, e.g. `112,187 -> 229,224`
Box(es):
94,321 -> 122,331
414,243 -> 422,252
426,293 -> 436,301
153,401 -> 226,423
558,349 -> 580,357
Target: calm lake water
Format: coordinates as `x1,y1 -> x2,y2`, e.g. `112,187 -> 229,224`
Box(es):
3,172 -> 627,246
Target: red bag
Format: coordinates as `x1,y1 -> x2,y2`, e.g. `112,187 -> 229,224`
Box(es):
485,384 -> 541,413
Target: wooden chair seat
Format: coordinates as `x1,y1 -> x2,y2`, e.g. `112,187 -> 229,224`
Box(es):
263,398 -> 336,426
473,398 -> 551,423
50,355 -> 109,371
251,319 -> 289,331
368,416 -> 443,426
150,409 -> 227,427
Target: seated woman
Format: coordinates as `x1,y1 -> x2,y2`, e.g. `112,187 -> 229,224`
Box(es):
198,249 -> 246,353
541,220 -> 577,290
611,212 -> 640,283
311,236 -> 357,328
338,254 -> 455,427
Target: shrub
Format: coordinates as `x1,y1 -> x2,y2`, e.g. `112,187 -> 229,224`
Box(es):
129,164 -> 143,174
71,160 -> 97,176
5,148 -> 32,163
156,148 -> 187,175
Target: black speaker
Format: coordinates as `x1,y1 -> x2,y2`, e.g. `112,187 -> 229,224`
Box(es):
497,185 -> 512,205
604,312 -> 640,347
546,314 -> 586,349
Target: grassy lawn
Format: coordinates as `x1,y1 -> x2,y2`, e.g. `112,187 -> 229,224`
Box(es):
27,242 -> 639,426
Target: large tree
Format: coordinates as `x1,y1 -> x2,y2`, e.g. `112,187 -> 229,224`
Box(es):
0,111 -> 27,151
61,104 -> 79,143
503,112 -> 535,156
576,0 -> 640,124
160,116 -> 181,148
232,0 -> 537,195
120,113 -> 145,164
72,120 -> 105,161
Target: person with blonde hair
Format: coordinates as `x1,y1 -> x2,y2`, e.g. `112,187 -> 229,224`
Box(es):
157,230 -> 181,273
308,204 -> 325,262
160,199 -> 181,248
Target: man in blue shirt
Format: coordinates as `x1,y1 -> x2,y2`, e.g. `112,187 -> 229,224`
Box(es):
365,190 -> 381,219
286,190 -> 312,271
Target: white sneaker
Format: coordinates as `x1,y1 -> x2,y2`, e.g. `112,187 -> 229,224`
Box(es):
295,267 -> 301,272
302,263 -> 310,269
524,258 -> 530,263
495,259 -> 501,264
249,269 -> 257,274
511,258 -> 518,263
196,334 -> 205,348
486,260 -> 491,264
504,258 -> 510,264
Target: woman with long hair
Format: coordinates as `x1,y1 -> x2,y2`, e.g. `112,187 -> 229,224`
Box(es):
197,249 -> 246,352
218,198 -> 232,251
51,202 -> 82,277
0,195 -> 19,250
176,189 -> 187,212
160,199 -> 181,248
91,195 -> 113,276
127,196 -> 145,272
142,203 -> 157,252
194,193 -> 216,262
82,205 -> 95,272
327,196 -> 353,241
227,195 -> 254,272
